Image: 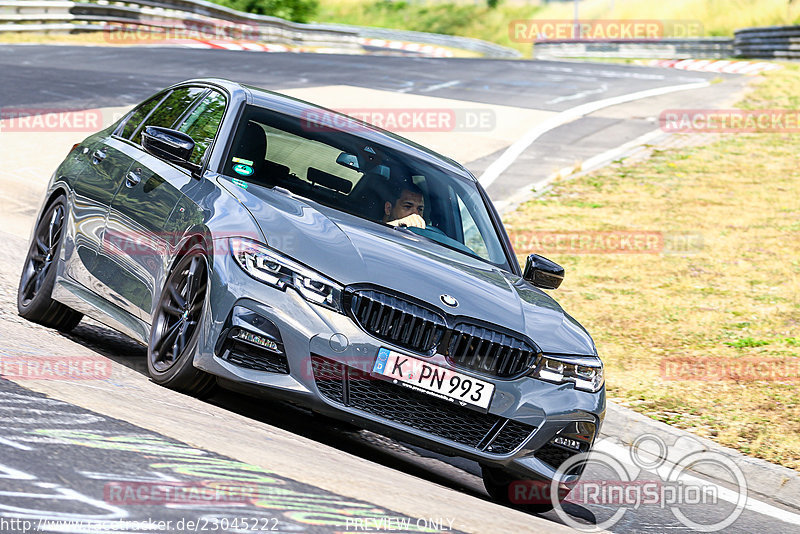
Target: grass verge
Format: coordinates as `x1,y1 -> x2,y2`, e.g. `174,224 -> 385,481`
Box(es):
503,64 -> 800,469
317,0 -> 800,55
0,32 -> 113,44
316,0 -> 542,55
6,0 -> 800,54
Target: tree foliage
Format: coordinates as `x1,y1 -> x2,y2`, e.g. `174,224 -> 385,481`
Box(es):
214,0 -> 319,23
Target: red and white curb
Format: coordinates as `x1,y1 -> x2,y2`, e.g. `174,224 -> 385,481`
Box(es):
154,37 -> 454,57
358,37 -> 453,57
178,39 -> 290,52
641,58 -> 782,76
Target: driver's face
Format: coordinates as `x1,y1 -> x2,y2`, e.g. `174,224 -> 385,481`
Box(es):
386,190 -> 424,220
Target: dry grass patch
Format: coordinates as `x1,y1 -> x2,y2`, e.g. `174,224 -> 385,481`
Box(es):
504,65 -> 800,469
0,32 -> 113,44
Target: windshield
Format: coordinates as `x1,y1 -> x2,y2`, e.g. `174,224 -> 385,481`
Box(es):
222,105 -> 510,269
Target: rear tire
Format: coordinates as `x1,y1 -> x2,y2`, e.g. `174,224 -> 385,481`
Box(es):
147,245 -> 216,398
17,196 -> 83,332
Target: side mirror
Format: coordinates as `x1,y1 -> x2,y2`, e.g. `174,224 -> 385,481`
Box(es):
523,254 -> 564,289
141,126 -> 201,176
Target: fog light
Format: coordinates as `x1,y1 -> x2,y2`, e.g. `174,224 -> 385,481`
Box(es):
236,330 -> 280,353
551,436 -> 581,451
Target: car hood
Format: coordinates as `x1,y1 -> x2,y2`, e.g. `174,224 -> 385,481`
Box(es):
225,182 -> 596,355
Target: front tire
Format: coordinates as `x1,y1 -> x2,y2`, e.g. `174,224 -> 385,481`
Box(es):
147,245 -> 216,398
482,465 -> 560,514
17,196 -> 83,332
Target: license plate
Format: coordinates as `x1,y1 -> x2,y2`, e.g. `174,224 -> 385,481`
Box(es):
372,348 -> 495,411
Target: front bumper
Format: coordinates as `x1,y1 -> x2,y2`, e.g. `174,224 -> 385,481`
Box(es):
194,249 -> 606,483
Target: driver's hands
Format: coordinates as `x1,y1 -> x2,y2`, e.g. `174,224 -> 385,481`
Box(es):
387,214 -> 425,229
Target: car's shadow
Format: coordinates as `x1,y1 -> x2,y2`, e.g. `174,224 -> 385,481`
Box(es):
61,319 -> 599,529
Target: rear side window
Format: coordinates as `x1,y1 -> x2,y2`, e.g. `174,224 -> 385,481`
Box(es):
144,86 -> 207,131
119,93 -> 164,140
261,124 -> 362,188
177,90 -> 227,165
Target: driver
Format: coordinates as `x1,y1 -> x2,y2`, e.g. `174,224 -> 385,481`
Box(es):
383,183 -> 425,228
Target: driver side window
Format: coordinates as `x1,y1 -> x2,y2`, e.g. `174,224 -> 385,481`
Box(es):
119,93 -> 165,140
118,86 -> 206,145
457,195 -> 490,258
177,90 -> 227,165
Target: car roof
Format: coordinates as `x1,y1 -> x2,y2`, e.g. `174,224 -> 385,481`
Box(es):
174,78 -> 475,181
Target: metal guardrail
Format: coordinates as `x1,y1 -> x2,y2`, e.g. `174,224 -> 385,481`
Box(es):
0,0 -> 521,57
533,25 -> 800,61
532,38 -> 734,60
735,25 -> 800,59
0,0 -> 361,48
332,24 -> 521,59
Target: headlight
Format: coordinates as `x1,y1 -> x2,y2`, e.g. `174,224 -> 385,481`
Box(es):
230,237 -> 343,312
531,355 -> 604,392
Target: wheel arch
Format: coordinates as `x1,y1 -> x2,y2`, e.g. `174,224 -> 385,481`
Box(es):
166,227 -> 214,279
33,184 -> 71,230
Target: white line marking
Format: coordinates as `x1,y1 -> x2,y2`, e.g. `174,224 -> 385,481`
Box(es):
492,127 -> 668,215
421,80 -> 460,93
596,441 -> 800,526
547,83 -> 608,105
577,127 -> 664,172
396,81 -> 417,93
478,81 -> 710,189
0,438 -> 33,451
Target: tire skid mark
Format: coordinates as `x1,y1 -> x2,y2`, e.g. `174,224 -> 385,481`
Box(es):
0,379 -> 457,533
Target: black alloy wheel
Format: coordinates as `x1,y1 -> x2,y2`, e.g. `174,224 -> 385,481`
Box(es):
147,244 -> 216,397
17,196 -> 82,331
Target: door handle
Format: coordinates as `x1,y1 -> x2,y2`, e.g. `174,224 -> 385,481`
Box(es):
125,169 -> 142,188
91,149 -> 106,164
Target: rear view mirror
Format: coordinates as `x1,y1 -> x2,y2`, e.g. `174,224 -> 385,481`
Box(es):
336,152 -> 360,171
141,126 -> 201,175
523,254 -> 564,289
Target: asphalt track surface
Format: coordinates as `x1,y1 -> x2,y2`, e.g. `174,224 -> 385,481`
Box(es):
0,45 -> 796,533
0,46 -> 717,110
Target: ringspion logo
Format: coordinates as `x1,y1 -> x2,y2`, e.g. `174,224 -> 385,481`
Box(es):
537,434 -> 747,532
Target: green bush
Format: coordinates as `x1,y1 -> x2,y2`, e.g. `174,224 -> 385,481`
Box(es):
213,0 -> 319,23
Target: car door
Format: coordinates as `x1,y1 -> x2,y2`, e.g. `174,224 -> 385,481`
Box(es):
98,87 -> 226,323
67,93 -> 167,290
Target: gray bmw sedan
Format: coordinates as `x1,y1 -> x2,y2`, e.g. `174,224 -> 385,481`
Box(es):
18,78 -> 604,510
